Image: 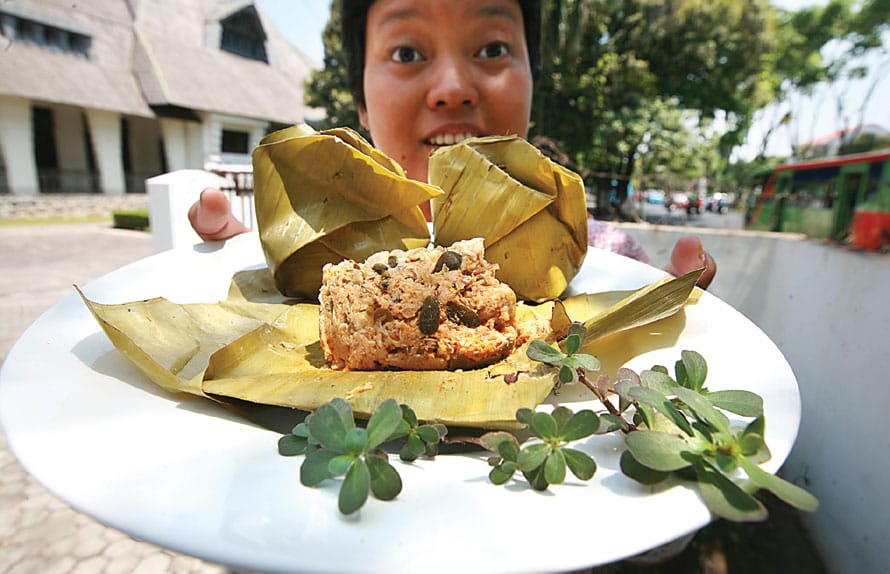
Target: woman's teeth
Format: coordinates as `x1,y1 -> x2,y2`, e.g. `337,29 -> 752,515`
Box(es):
428,133 -> 475,146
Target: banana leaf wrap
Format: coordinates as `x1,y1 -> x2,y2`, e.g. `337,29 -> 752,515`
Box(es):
78,269 -> 700,430
252,125 -> 441,299
429,136 -> 589,302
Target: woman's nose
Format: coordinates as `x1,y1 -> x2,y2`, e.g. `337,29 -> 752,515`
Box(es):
426,56 -> 479,109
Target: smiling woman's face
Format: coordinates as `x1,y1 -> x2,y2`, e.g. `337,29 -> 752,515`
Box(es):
359,0 -> 533,183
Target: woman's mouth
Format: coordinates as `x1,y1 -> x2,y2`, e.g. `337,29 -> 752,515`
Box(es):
425,132 -> 477,146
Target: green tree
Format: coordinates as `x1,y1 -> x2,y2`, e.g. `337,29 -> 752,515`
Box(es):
532,0 -> 776,218
304,0 -> 361,131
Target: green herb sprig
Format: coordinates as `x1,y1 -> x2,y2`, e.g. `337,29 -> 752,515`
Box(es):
481,406 -> 599,490
612,351 -> 818,521
277,398 -> 445,514
526,323 -> 600,385
523,323 -> 818,521
276,326 -> 817,522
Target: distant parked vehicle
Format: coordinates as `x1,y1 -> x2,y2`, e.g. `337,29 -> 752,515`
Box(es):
645,189 -> 665,204
665,191 -> 689,211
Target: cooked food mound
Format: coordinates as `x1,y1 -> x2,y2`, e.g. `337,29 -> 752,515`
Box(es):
319,238 -> 520,371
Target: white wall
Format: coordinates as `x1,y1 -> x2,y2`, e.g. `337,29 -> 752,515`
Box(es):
160,117 -> 205,172
0,95 -> 38,196
618,222 -> 890,574
85,108 -> 126,195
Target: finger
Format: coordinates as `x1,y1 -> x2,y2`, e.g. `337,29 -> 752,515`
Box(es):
663,235 -> 717,289
187,188 -> 249,241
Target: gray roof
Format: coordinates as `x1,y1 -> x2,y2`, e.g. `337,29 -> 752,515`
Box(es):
0,0 -> 322,123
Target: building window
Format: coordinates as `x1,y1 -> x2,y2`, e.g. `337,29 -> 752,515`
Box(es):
221,129 -> 250,154
0,11 -> 92,58
220,8 -> 267,63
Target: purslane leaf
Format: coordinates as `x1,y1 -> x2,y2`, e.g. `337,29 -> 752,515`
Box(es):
708,390 -> 764,418
345,428 -> 368,455
619,450 -> 670,485
339,458 -> 371,515
628,386 -> 694,436
693,459 -> 768,522
416,425 -> 441,444
301,449 -> 338,486
328,454 -> 355,476
526,340 -> 565,364
365,398 -> 403,451
529,411 -> 558,440
737,457 -> 819,512
518,443 -> 550,471
681,350 -> 708,391
329,398 -> 357,435
563,448 -> 597,480
544,449 -> 567,484
673,387 -> 730,433
551,406 -> 574,432
565,332 -> 582,355
573,354 -> 601,372
625,431 -> 692,472
367,453 -> 402,501
640,369 -> 675,395
560,410 -> 600,441
480,431 -> 519,454
308,401 -> 352,452
400,433 -> 426,462
489,464 -> 515,485
278,434 -> 309,456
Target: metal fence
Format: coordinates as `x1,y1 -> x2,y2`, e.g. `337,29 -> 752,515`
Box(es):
212,169 -> 255,229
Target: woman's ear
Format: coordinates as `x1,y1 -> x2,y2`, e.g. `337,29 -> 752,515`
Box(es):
358,105 -> 369,130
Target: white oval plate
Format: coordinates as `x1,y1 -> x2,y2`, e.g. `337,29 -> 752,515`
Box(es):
0,232 -> 800,574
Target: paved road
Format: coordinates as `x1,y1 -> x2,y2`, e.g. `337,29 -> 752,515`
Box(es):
0,223 -> 234,574
630,201 -> 746,230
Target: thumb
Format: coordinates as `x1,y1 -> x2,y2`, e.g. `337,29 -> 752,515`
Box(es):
188,188 -> 248,241
664,235 -> 717,289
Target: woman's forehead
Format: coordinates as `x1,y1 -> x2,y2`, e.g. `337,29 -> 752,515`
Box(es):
368,0 -> 524,30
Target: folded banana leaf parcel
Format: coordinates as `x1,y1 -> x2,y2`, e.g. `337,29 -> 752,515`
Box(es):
79,125 -> 701,429
252,125 -> 441,300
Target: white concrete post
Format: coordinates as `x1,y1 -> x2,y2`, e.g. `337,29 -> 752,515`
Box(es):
0,96 -> 39,196
146,169 -> 228,252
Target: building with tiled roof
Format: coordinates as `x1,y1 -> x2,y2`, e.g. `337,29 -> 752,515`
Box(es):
0,0 -> 323,196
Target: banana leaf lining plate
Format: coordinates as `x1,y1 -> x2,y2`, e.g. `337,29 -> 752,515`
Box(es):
0,232 -> 801,574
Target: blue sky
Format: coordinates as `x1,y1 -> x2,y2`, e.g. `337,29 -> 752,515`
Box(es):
257,0 -> 888,159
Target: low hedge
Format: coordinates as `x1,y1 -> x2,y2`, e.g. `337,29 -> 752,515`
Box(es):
112,209 -> 150,230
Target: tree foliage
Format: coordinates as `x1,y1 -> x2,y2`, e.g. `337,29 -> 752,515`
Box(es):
531,0 -> 776,216
304,0 -> 362,131
759,0 -> 889,158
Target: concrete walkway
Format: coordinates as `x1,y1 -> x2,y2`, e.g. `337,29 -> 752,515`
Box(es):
0,223 -> 234,574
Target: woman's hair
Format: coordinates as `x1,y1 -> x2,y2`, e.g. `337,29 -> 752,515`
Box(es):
341,0 -> 541,108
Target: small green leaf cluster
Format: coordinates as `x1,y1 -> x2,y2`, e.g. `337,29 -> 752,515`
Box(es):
526,324 -> 601,384
277,398 -> 445,515
614,351 -> 819,521
481,406 -> 599,490
394,404 -> 448,461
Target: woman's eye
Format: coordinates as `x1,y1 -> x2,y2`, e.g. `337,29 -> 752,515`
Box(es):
391,47 -> 423,63
477,42 -> 509,59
